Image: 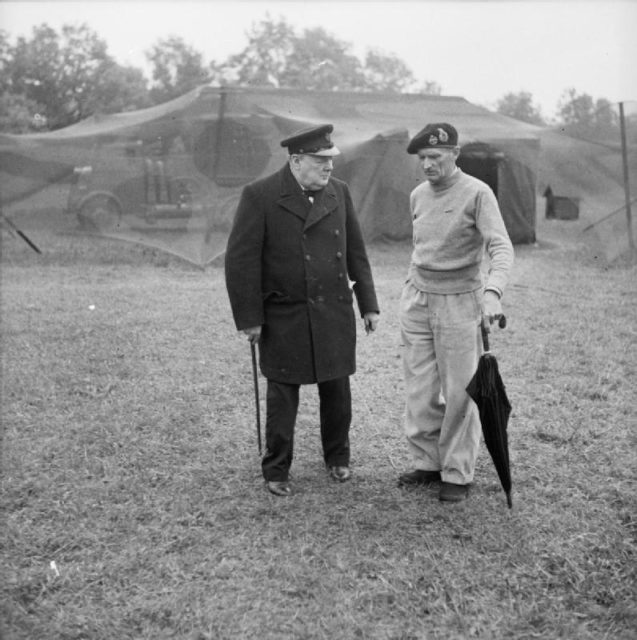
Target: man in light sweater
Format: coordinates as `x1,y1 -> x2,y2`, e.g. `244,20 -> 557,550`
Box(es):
398,122 -> 514,503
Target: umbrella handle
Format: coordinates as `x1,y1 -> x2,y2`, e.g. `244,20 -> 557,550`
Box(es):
481,315 -> 507,352
481,321 -> 490,352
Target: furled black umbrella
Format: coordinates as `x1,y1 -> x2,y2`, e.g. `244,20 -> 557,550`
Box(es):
466,316 -> 513,508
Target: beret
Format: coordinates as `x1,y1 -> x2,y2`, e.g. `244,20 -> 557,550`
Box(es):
407,123 -> 459,154
281,123 -> 340,156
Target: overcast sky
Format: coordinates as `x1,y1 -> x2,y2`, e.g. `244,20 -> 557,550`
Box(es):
1,0 -> 636,119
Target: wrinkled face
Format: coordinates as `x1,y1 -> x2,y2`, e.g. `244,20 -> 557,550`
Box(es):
290,154 -> 334,190
417,147 -> 459,184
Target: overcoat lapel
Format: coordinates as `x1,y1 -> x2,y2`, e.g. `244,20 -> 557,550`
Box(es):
277,165 -> 309,222
275,165 -> 337,229
304,182 -> 337,231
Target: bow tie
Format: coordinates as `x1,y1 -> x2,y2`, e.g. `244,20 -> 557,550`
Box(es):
302,189 -> 315,203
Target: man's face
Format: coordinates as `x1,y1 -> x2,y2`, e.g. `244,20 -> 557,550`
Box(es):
291,154 -> 334,190
417,147 -> 459,184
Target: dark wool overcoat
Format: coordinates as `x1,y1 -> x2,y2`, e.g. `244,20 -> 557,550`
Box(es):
225,164 -> 379,384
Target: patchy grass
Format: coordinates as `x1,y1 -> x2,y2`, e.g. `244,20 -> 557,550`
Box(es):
1,215 -> 636,640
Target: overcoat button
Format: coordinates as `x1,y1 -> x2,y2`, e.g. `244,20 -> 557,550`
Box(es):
305,254 -> 311,261
336,252 -> 342,259
334,230 -> 340,236
338,273 -> 344,279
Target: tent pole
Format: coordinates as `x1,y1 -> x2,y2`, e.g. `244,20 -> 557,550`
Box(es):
618,102 -> 635,258
212,88 -> 228,181
1,213 -> 42,254
582,196 -> 637,232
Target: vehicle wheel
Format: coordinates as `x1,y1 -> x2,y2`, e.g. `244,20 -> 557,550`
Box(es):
78,194 -> 122,231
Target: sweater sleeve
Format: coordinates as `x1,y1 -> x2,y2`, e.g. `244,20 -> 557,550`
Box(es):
475,188 -> 514,296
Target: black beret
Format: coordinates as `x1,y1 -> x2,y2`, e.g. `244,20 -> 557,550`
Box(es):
407,123 -> 459,154
280,123 -> 341,156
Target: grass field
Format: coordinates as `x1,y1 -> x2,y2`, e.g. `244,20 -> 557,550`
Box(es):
1,212 -> 636,640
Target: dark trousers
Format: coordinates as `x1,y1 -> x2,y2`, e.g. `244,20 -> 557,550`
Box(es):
262,377 -> 352,481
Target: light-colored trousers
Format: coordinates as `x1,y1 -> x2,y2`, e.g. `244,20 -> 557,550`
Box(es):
399,283 -> 482,484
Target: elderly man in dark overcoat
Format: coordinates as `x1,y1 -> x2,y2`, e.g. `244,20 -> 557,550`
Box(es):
225,124 -> 380,497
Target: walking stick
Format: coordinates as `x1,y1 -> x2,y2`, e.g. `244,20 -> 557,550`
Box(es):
250,342 -> 262,455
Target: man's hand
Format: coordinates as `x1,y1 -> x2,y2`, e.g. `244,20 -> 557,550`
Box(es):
242,326 -> 262,344
481,290 -> 503,331
363,312 -> 380,335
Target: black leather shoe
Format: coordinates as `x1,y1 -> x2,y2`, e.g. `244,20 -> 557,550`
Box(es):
439,481 -> 470,502
266,480 -> 291,496
398,469 -> 441,486
328,466 -> 351,482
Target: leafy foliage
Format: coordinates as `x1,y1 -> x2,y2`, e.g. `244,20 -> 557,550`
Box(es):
210,16 -> 297,87
3,23 -> 149,130
0,18 -> 435,133
210,16 -> 425,93
284,26 -> 367,91
557,88 -> 621,142
146,36 -> 211,104
0,91 -> 44,133
496,91 -> 546,126
0,18 -> 624,137
363,49 -> 417,93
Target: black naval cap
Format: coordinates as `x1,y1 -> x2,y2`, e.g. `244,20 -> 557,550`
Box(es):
407,122 -> 459,154
280,123 -> 341,156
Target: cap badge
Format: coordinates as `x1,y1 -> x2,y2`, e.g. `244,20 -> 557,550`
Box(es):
428,135 -> 438,145
438,128 -> 449,142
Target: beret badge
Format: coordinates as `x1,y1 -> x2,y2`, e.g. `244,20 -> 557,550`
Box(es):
406,122 -> 459,154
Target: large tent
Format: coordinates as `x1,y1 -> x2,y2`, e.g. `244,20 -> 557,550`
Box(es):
0,85 -> 568,265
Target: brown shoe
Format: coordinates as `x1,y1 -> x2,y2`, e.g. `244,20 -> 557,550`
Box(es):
328,466 -> 351,482
398,469 -> 441,486
439,481 -> 470,502
266,480 -> 291,497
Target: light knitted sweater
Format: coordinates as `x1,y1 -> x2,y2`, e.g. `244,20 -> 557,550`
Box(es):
408,169 -> 514,295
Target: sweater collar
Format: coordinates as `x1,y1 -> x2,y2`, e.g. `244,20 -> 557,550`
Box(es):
430,167 -> 462,192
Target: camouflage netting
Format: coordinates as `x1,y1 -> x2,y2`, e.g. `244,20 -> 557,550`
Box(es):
1,87 -> 635,264
534,101 -> 637,261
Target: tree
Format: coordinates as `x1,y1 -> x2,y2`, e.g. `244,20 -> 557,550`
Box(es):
557,88 -> 619,140
363,49 -> 416,93
0,91 -> 44,133
4,23 -> 149,130
9,24 -> 111,128
558,88 -> 595,128
91,64 -> 151,114
496,91 -> 545,125
211,15 -> 425,94
146,36 -> 210,104
210,16 -> 296,87
0,30 -> 12,94
415,81 -> 442,96
283,26 -> 367,91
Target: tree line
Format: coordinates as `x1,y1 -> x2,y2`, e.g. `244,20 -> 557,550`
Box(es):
0,16 -> 631,142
